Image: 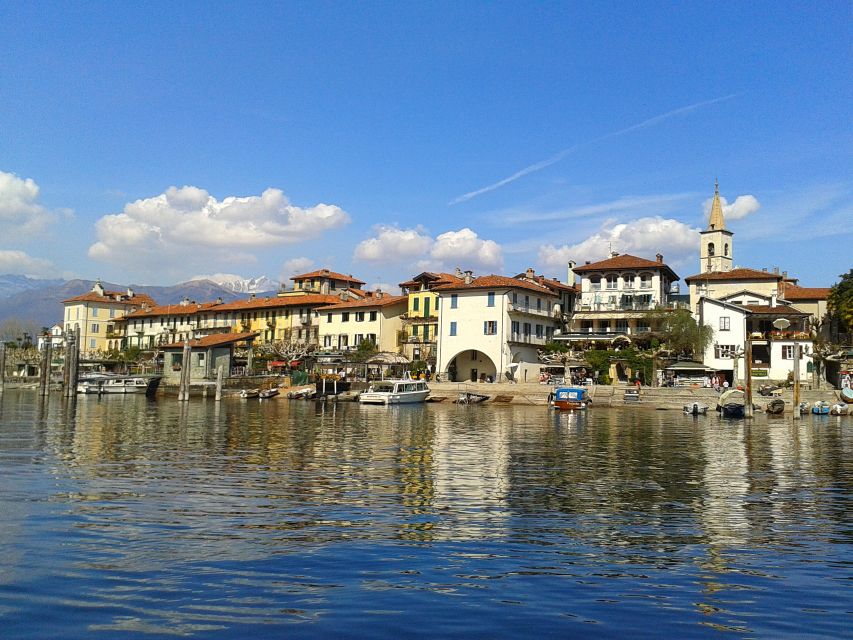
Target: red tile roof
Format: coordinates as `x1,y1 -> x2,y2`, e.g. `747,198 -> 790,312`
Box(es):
398,271 -> 465,288
119,301 -> 223,319
743,304 -> 808,316
290,269 -> 366,285
215,294 -> 341,312
684,267 -> 783,283
434,274 -> 557,295
62,290 -> 157,306
783,284 -> 831,300
160,332 -> 260,349
573,254 -> 678,280
316,294 -> 408,311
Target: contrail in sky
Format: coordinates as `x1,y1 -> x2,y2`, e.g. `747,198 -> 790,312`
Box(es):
449,93 -> 741,205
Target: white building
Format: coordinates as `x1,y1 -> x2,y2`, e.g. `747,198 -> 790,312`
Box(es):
435,274 -> 559,383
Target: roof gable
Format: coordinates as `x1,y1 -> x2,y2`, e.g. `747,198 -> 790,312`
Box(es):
684,267 -> 783,283
573,254 -> 678,280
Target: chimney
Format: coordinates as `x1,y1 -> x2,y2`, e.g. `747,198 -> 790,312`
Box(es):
455,267 -> 463,278
771,290 -> 778,307
762,267 -> 768,272
341,291 -> 349,301
773,266 -> 779,275
375,287 -> 383,299
567,260 -> 576,285
463,270 -> 473,285
92,279 -> 104,296
180,296 -> 190,307
526,267 -> 535,280
126,287 -> 134,298
216,297 -> 223,304
585,260 -> 591,265
656,253 -> 663,264
610,250 -> 619,258
250,293 -> 256,299
782,271 -> 788,279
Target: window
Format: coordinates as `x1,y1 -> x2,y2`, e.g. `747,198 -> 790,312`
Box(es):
449,321 -> 457,336
355,311 -> 365,322
616,319 -> 628,332
451,294 -> 458,309
708,242 -> 715,256
715,344 -> 736,359
512,292 -> 518,304
484,320 -> 497,335
606,275 -> 618,290
369,311 -> 377,321
422,326 -> 429,341
536,297 -> 542,311
719,316 -> 730,331
724,243 -> 729,256
413,325 -> 419,336
623,273 -> 635,289
523,322 -> 531,336
323,335 -> 332,347
89,339 -> 96,349
413,298 -> 420,311
355,334 -> 363,345
590,276 -> 601,291
92,307 -> 99,317
640,273 -> 652,289
511,320 -> 520,336
327,313 -> 333,323
435,297 -> 439,309
91,323 -> 99,333
524,295 -> 529,310
535,324 -> 543,338
487,292 -> 495,307
110,308 -> 116,318
782,345 -> 794,359
342,312 -> 350,322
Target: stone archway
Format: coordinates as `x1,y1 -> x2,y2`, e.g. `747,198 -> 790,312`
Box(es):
444,349 -> 498,383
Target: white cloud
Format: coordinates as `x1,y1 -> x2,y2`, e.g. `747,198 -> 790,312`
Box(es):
703,193 -> 761,222
280,257 -> 315,279
0,170 -> 73,234
430,228 -> 503,270
354,226 -> 504,272
0,249 -> 59,277
353,226 -> 433,262
538,216 -> 700,272
88,185 -> 350,274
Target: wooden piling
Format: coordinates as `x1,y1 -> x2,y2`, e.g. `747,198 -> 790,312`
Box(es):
744,338 -> 754,418
178,342 -> 191,401
67,328 -> 80,398
793,342 -> 801,419
215,365 -> 224,401
39,342 -> 52,396
0,342 -> 6,392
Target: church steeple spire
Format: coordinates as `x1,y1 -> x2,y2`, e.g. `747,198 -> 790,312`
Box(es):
708,178 -> 725,231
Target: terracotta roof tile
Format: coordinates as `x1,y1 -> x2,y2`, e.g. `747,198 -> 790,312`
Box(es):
62,290 -> 157,306
215,294 -> 340,312
120,301 -> 223,319
398,272 -> 465,288
684,267 -> 783,283
434,275 -> 557,295
743,304 -> 808,315
290,269 -> 366,285
783,285 -> 831,300
573,254 -> 679,281
161,332 -> 260,349
316,294 -> 408,311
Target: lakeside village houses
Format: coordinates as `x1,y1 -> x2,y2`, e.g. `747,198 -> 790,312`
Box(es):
58,183 -> 837,387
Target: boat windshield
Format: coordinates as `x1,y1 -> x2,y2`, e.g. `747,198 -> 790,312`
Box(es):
369,382 -> 396,392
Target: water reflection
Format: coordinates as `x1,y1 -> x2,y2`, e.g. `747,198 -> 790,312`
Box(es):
0,390 -> 850,638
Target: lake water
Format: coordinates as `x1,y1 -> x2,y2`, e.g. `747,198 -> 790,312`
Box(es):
0,390 -> 850,638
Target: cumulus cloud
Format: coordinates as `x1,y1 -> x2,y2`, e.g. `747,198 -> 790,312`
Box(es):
0,170 -> 73,234
88,185 -> 350,274
0,249 -> 59,277
353,226 -> 433,262
703,193 -> 761,222
538,216 -> 700,272
280,257 -> 315,278
354,226 -> 504,272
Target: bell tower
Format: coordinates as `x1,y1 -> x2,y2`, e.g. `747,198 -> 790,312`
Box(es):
699,179 -> 733,273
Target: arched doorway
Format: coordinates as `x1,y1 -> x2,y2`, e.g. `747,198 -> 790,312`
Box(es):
445,349 -> 498,382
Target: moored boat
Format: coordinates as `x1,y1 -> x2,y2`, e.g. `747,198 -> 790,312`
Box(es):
812,400 -> 830,415
829,403 -> 848,416
240,388 -> 260,399
78,374 -> 162,397
840,387 -> 853,404
259,387 -> 280,399
718,388 -> 746,418
549,387 -> 590,410
456,391 -> 490,404
358,377 -> 430,405
683,402 -> 708,416
765,398 -> 785,415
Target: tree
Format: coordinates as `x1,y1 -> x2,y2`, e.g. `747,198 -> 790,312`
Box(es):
828,268 -> 853,337
351,338 -> 378,362
649,308 -> 713,357
0,318 -> 40,344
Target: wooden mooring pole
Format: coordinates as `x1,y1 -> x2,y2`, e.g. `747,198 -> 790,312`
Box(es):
39,342 -> 52,396
744,338 -> 754,418
215,365 -> 224,401
178,342 -> 191,401
0,342 -> 6,393
793,342 -> 801,420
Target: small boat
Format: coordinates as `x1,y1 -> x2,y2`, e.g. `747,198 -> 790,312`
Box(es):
765,398 -> 785,415
798,401 -> 811,414
812,400 -> 830,415
240,388 -> 260,399
683,402 -> 708,415
456,391 -> 490,404
78,374 -> 162,397
287,387 -> 316,400
718,388 -> 746,418
841,387 -> 853,404
358,376 -> 430,405
550,387 -> 591,410
829,403 -> 848,416
624,388 -> 640,403
258,387 -> 280,399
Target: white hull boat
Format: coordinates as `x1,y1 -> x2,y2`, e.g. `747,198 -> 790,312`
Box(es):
358,378 -> 430,405
78,375 -> 162,396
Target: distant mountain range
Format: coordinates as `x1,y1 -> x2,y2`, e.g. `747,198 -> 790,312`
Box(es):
0,274 -> 278,330
190,273 -> 281,294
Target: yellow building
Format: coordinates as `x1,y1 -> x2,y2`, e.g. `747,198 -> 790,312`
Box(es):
62,281 -> 157,354
398,272 -> 464,364
288,268 -> 366,295
215,294 -> 342,345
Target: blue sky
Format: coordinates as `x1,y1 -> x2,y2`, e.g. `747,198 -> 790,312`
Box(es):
1,1 -> 850,290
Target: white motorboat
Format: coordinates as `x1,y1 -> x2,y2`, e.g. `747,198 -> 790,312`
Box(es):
358,377 -> 430,405
78,374 -> 162,396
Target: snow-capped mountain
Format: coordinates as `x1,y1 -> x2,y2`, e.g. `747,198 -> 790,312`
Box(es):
190,273 -> 280,294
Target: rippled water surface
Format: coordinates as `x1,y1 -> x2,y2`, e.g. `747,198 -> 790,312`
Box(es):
0,390 -> 850,638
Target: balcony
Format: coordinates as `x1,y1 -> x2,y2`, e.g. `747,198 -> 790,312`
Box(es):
401,314 -> 438,323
